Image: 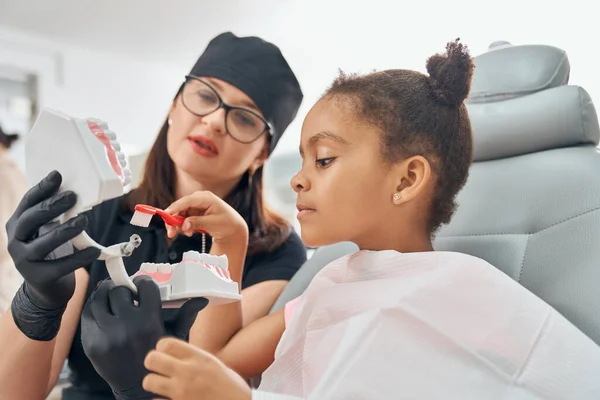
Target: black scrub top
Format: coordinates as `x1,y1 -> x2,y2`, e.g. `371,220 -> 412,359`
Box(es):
61,194 -> 307,400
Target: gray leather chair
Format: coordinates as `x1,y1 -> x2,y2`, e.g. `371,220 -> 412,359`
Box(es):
435,43 -> 600,345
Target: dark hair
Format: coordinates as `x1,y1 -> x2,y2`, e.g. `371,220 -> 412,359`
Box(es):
324,39 -> 475,234
0,125 -> 20,149
126,101 -> 291,255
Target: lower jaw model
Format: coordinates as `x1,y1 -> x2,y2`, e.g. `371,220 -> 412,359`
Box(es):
133,250 -> 242,307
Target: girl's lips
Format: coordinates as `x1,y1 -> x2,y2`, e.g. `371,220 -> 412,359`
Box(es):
297,208 -> 316,220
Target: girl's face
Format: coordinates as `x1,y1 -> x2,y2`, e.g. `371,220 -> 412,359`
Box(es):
292,96 -> 435,251
166,77 -> 268,195
291,97 -> 398,249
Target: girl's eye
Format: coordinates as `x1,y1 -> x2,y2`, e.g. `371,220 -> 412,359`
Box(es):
316,157 -> 335,168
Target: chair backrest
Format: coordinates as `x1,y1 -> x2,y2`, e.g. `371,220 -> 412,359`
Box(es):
435,43 -> 600,344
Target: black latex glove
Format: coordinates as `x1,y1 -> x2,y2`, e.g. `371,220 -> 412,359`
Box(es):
8,170 -> 101,340
81,275 -> 209,400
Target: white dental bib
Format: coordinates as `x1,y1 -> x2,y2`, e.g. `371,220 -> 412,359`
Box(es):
259,250 -> 600,399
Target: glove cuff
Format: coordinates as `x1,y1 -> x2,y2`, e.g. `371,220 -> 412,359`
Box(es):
11,283 -> 66,341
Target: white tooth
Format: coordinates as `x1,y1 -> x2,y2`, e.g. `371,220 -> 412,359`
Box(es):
123,168 -> 132,176
158,264 -> 171,274
104,130 -> 117,140
218,255 -> 229,270
110,140 -> 121,151
199,253 -> 209,262
141,262 -> 157,273
182,251 -> 202,262
119,158 -> 127,168
89,118 -> 108,129
124,177 -> 132,185
206,255 -> 219,266
117,152 -> 126,162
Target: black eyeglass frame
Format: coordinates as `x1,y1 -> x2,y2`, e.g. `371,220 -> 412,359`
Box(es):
181,75 -> 273,144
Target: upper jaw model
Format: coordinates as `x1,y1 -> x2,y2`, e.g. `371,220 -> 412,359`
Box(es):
26,108 -> 142,294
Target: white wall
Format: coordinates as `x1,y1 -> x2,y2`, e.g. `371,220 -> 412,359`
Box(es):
0,26 -> 185,176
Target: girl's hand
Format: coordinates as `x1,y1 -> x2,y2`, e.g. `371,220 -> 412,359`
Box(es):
165,191 -> 249,246
143,337 -> 251,400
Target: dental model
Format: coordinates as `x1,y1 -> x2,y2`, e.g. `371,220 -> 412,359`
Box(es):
133,250 -> 242,307
25,108 -> 140,293
129,204 -> 241,305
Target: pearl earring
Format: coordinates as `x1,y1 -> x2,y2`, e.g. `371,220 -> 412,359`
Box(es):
393,193 -> 401,201
167,119 -> 173,126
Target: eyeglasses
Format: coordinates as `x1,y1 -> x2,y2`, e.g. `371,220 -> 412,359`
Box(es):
181,76 -> 272,144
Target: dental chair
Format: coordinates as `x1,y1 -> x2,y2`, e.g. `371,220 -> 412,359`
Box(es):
271,43 -> 600,347
434,43 -> 600,345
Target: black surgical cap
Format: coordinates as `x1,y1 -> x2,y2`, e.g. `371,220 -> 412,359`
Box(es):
190,32 -> 303,154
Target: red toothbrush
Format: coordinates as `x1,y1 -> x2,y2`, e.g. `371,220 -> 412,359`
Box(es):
130,204 -> 206,233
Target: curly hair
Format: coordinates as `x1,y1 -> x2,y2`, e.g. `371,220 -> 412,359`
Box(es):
324,39 -> 475,234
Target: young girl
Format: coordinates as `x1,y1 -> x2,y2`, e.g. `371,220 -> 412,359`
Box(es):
86,40 -> 600,399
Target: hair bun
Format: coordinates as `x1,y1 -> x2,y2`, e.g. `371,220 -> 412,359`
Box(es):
426,38 -> 475,107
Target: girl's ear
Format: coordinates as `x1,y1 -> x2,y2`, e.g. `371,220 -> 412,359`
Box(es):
391,155 -> 432,205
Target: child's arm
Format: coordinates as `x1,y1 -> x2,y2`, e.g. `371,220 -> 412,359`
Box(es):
144,336 -> 304,400
216,308 -> 286,379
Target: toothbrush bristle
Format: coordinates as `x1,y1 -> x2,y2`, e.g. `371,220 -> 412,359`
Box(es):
130,210 -> 153,227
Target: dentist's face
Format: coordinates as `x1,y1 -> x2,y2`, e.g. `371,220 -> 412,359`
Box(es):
167,77 -> 268,191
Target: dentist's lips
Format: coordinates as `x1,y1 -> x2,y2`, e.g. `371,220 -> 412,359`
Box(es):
296,204 -> 316,219
188,135 -> 219,157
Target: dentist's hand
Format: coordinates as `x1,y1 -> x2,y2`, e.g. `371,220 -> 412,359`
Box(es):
8,170 -> 100,340
81,276 -> 208,400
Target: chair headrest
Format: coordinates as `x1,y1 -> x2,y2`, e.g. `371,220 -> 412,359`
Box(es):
469,44 -> 570,102
467,43 -> 600,162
